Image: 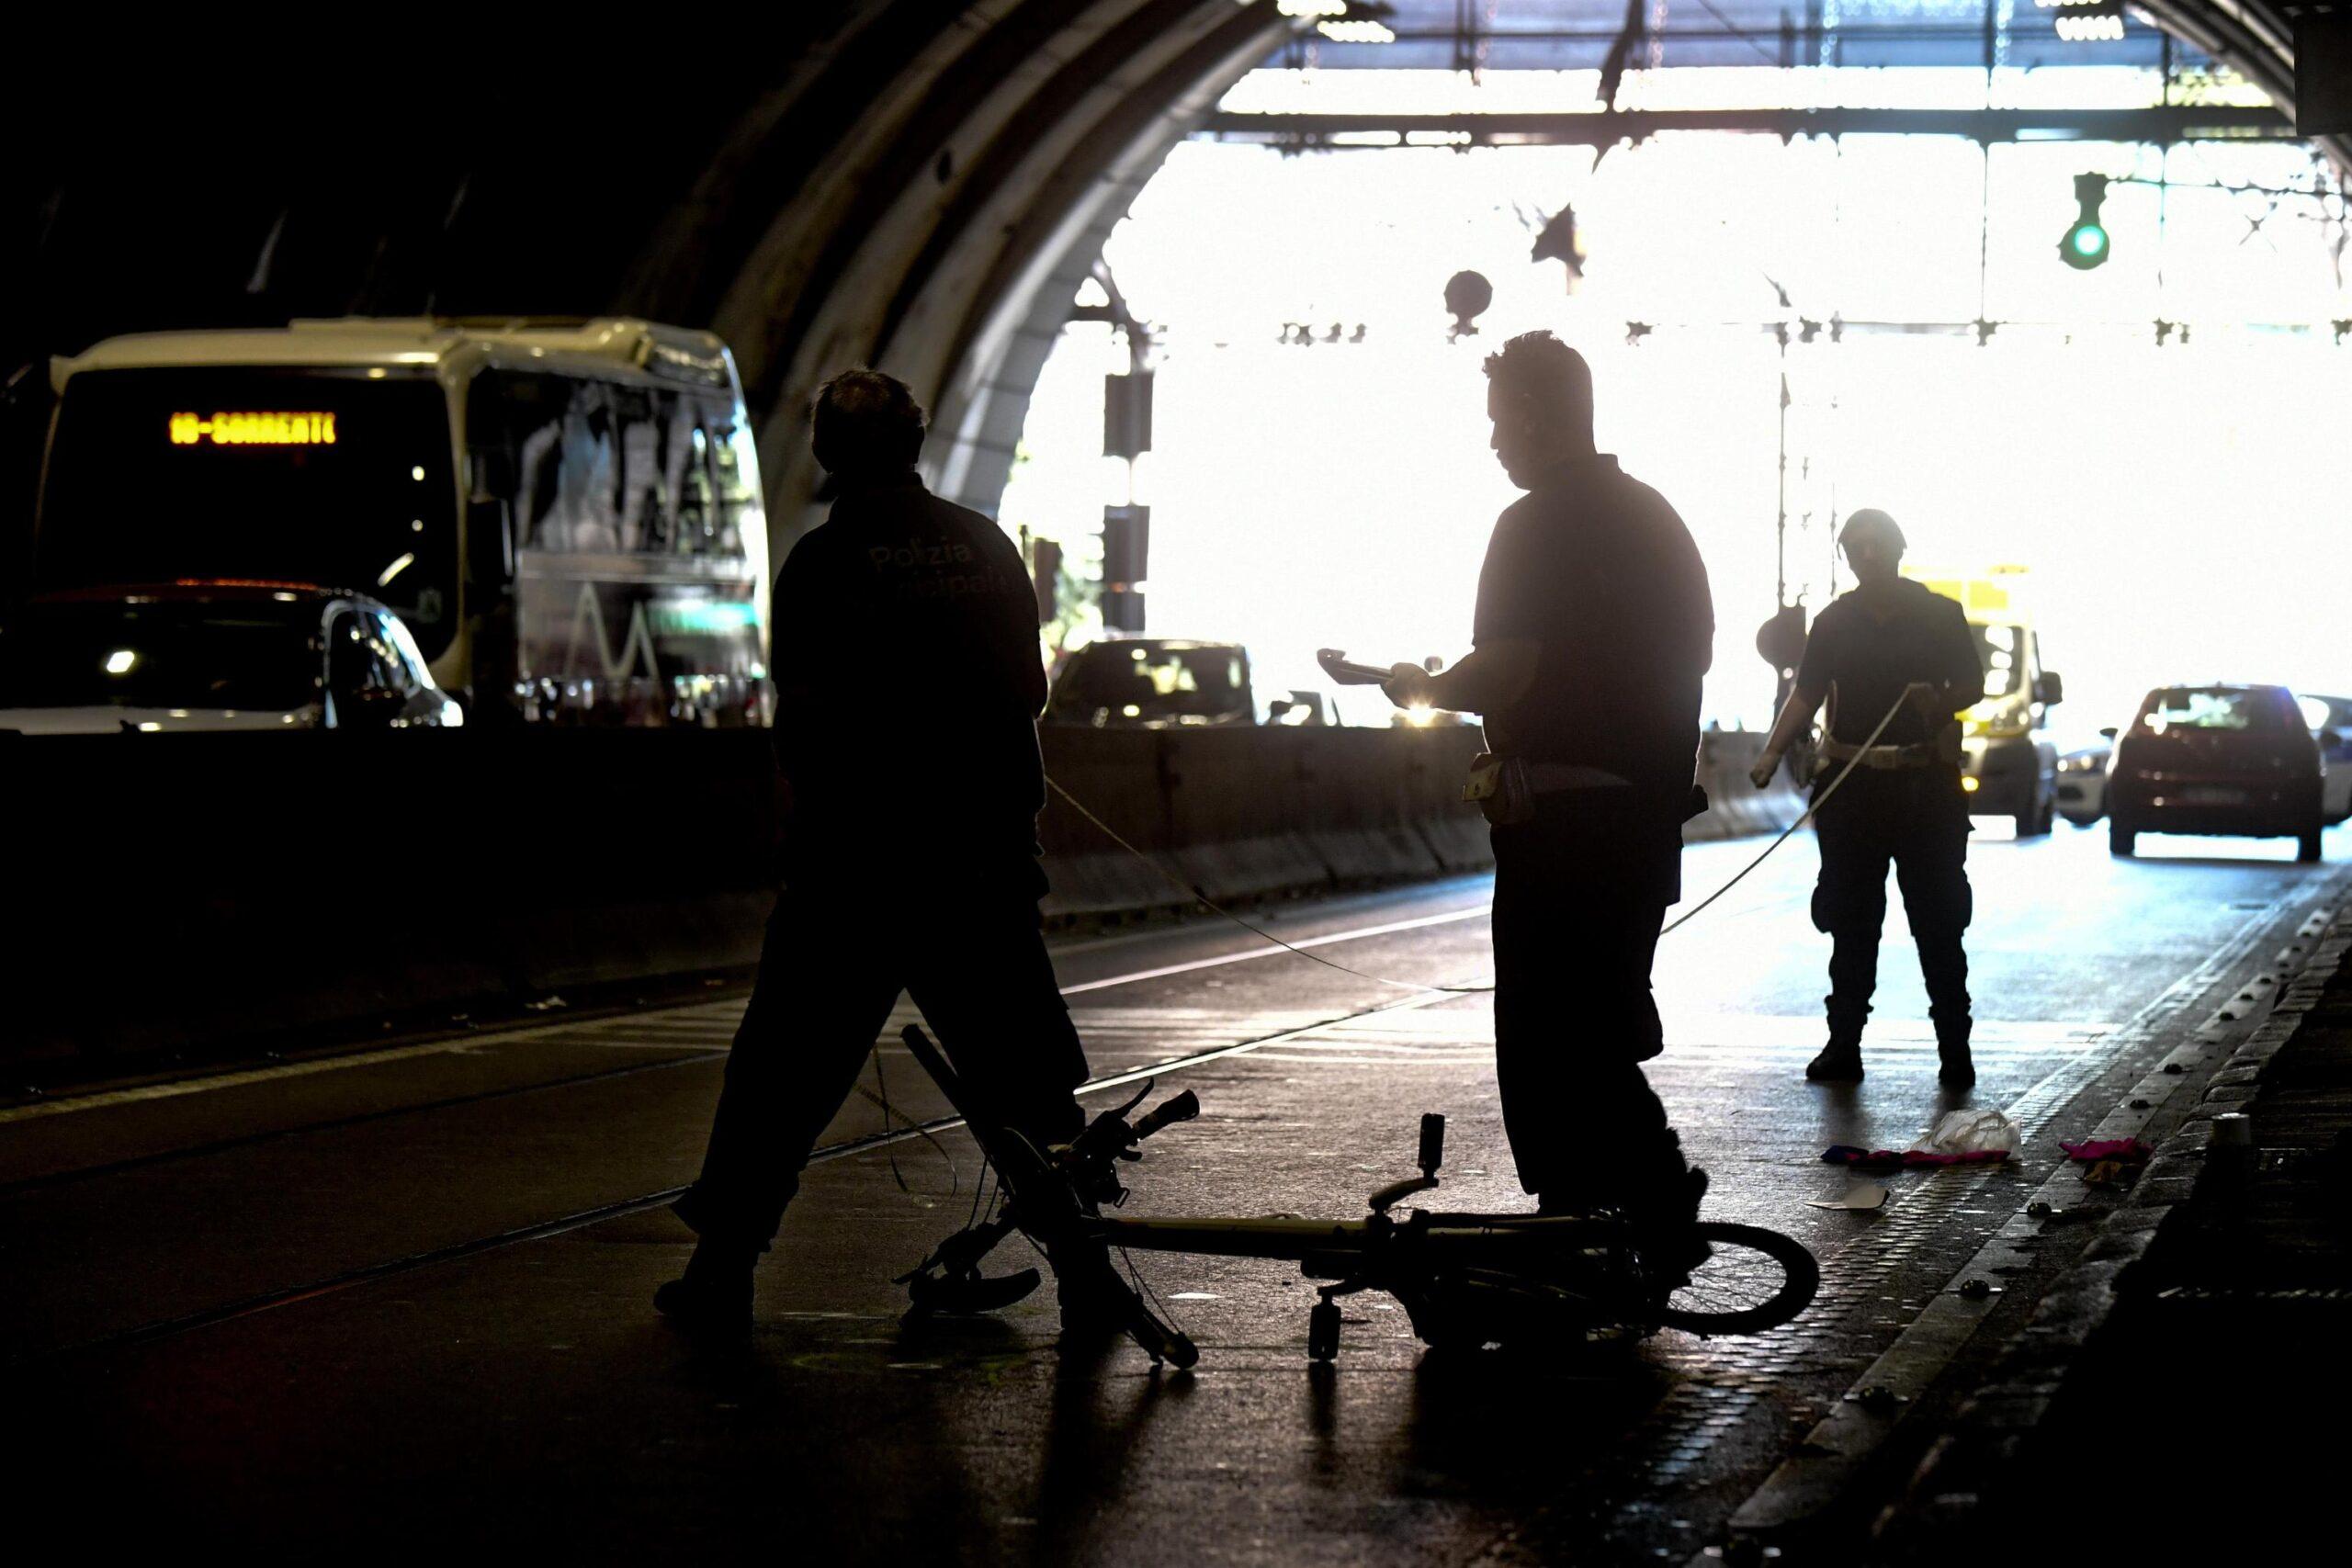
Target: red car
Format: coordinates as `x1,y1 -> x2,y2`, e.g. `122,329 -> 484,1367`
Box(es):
2107,684 -> 2324,862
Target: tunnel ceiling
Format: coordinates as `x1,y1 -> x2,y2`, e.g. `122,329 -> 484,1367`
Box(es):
6,2 -> 2335,540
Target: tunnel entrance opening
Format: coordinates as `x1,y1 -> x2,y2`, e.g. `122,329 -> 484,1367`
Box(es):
997,23 -> 2351,750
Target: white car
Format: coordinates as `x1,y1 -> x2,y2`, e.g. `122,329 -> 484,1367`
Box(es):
2054,731 -> 2114,826
2299,694 -> 2352,826
0,582 -> 463,733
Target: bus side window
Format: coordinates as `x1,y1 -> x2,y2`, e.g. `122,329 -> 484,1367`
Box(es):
471,372 -> 627,555
555,383 -> 620,553
469,371 -> 562,549
710,415 -> 762,557
679,422 -> 715,550
614,384 -> 663,555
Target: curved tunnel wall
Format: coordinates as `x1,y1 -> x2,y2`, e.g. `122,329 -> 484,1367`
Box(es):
0,1 -> 2328,570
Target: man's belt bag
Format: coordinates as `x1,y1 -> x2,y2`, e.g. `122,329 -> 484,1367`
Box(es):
1464,754 -> 1708,828
1815,738 -> 1943,773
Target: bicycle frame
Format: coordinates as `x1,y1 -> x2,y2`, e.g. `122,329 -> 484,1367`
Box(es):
892,1024 -> 1815,1364
1089,1212 -> 1627,1278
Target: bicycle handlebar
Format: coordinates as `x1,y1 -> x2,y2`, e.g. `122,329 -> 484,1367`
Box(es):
1132,1090 -> 1200,1142
1366,1174 -> 1439,1213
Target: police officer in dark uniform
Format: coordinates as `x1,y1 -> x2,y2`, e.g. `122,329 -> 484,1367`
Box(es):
1383,332 -> 1713,1266
656,369 -> 1118,1334
1749,510 -> 1984,1086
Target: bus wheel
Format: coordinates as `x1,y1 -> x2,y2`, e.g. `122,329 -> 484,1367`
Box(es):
2298,822 -> 2324,863
2109,819 -> 2136,857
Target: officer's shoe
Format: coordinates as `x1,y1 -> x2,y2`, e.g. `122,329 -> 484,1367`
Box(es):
1937,1041 -> 1977,1089
1805,1042 -> 1865,1081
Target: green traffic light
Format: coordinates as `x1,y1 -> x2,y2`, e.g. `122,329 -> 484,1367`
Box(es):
2060,172 -> 2112,271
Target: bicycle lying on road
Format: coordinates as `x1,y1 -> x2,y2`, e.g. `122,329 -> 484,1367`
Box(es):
893,1025 -> 1819,1369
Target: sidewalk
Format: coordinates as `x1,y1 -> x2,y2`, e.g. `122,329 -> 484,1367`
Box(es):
1874,906 -> 2352,1562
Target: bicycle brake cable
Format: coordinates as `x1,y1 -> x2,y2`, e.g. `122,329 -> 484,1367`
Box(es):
857,1048 -> 960,1200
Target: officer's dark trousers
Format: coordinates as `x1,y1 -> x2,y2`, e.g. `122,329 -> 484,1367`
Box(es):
675,852 -> 1090,1249
1489,791 -> 1688,1207
1809,766 -> 1973,1049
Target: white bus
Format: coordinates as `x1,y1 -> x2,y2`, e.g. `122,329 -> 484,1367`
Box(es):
32,317 -> 772,727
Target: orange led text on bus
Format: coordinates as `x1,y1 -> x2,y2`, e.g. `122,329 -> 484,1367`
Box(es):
168,412 -> 338,446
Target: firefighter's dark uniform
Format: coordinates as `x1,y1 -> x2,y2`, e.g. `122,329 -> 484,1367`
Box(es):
1796,581 -> 1984,1061
674,468 -> 1089,1250
1472,454 -> 1713,1215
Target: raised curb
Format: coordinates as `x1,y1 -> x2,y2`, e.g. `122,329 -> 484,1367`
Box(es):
1866,893 -> 2352,1558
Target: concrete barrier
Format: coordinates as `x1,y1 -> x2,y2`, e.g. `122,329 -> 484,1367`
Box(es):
1037,728 -> 1173,916
1036,724 -> 1487,917
1687,728 -> 1807,842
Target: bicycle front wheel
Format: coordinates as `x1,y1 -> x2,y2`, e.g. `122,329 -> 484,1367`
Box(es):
1656,1223 -> 1818,1336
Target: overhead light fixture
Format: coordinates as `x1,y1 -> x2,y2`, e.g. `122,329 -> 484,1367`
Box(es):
1309,0 -> 1396,41
2052,2 -> 2126,41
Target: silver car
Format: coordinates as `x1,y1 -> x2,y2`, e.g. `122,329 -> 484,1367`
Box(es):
0,581 -> 463,733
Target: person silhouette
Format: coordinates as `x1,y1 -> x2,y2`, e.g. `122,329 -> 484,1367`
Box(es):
1380,331 -> 1713,1278
1748,511 -> 1984,1086
656,369 -> 1121,1335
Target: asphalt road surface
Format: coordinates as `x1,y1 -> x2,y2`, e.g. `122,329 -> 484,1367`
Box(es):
8,818 -> 2345,1562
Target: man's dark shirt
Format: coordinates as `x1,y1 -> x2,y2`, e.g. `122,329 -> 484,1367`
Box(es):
1472,454 -> 1714,805
1796,581 -> 1983,746
771,470 -> 1045,853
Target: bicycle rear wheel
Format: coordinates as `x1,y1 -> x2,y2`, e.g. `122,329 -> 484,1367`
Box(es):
1656,1223 -> 1818,1336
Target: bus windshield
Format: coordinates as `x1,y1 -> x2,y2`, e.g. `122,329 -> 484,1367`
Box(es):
37,368 -> 460,660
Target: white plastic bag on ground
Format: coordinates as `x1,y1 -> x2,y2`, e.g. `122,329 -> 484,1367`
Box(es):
1911,1108 -> 2020,1157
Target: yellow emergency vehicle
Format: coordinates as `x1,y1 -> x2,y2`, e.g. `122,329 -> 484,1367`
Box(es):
1902,563 -> 2064,836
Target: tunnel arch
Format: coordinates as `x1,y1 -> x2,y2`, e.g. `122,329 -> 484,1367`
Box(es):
4,2 -> 2333,563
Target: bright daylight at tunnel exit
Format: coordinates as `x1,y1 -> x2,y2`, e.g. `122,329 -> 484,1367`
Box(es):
4,5 -> 2349,1565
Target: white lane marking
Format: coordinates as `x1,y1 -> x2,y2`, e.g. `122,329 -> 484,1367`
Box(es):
1062,987 -> 1471,1100
0,903 -> 1494,1123
1056,904 -> 1490,995
0,1041 -> 564,1124
1048,880 -> 1493,958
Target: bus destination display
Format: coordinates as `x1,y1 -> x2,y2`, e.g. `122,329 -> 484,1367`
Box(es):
168,412 -> 338,446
